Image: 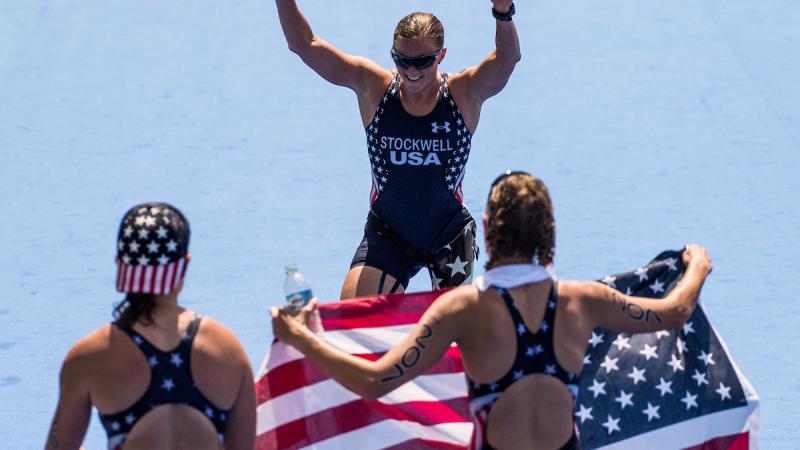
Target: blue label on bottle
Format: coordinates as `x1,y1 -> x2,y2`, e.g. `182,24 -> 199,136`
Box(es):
286,289 -> 313,310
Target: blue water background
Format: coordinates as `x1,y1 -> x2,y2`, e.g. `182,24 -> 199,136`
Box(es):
1,1 -> 797,447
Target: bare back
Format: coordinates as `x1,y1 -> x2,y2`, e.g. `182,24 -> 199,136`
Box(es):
456,282 -> 590,449
54,310 -> 254,450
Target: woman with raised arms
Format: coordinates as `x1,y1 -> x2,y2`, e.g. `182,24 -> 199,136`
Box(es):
276,1 -> 521,297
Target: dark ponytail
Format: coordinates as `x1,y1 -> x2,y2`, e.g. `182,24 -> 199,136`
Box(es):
113,293 -> 158,328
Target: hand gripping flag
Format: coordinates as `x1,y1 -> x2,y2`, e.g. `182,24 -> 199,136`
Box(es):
255,250 -> 759,449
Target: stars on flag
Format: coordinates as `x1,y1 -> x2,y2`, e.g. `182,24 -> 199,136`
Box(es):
642,402 -> 660,422
668,353 -> 685,372
602,275 -> 617,288
692,369 -> 709,387
716,382 -> 732,401
589,379 -> 607,398
697,350 -> 715,366
588,331 -> 604,347
639,344 -> 659,361
576,404 -> 593,423
649,279 -> 665,294
628,366 -> 647,385
600,356 -> 620,374
614,390 -> 634,409
602,415 -> 621,434
655,377 -> 673,396
612,335 -> 632,351
681,391 -> 698,410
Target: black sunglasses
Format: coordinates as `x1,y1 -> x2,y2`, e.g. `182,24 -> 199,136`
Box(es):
390,48 -> 441,70
490,170 -> 532,190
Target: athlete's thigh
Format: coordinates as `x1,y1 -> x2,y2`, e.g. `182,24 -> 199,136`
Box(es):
340,265 -> 405,300
343,220 -> 422,299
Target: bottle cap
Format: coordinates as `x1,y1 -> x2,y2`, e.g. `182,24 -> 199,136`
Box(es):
285,263 -> 298,274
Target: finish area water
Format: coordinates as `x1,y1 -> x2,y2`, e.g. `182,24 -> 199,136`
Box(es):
1,1 -> 798,447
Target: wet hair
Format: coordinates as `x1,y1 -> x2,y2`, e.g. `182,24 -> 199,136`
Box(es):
113,293 -> 157,328
485,174 -> 555,270
393,12 -> 445,49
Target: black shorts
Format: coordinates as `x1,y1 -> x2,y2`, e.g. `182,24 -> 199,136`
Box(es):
350,211 -> 479,290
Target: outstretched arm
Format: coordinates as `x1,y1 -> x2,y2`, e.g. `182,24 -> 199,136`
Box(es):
275,0 -> 387,94
457,0 -> 521,103
271,290 -> 469,400
570,244 -> 713,334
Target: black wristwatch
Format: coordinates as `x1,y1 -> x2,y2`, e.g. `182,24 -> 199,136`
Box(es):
492,2 -> 515,21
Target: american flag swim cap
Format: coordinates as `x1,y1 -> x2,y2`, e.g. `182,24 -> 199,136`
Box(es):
116,203 -> 190,295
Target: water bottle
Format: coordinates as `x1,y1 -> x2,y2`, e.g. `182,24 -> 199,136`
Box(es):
284,264 -> 313,313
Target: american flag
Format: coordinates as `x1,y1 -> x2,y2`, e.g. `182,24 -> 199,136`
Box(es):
255,291 -> 472,449
255,250 -> 759,449
577,250 -> 759,449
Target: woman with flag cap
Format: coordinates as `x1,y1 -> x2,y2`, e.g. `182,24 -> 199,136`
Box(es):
271,172 -> 714,449
275,0 -> 521,297
45,203 -> 255,450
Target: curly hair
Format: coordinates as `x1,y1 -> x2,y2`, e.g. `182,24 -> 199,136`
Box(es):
485,174 -> 555,269
393,12 -> 444,49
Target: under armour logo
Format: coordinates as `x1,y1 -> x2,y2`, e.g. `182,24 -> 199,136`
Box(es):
431,122 -> 451,134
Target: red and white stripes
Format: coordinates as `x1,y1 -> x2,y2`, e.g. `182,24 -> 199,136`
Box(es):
255,291 -> 473,450
116,258 -> 186,295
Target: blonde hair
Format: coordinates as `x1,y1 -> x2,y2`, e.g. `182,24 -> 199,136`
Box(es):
393,12 -> 444,49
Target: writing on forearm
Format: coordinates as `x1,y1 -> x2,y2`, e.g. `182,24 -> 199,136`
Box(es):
610,292 -> 663,324
380,324 -> 433,383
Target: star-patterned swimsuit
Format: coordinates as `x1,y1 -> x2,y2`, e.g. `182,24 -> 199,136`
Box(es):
98,315 -> 228,450
467,285 -> 581,450
352,72 -> 477,288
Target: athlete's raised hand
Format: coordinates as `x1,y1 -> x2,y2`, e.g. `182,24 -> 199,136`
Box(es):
683,244 -> 713,276
491,0 -> 514,14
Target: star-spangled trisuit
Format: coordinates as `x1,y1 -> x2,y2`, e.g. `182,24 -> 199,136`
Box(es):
366,72 -> 473,252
